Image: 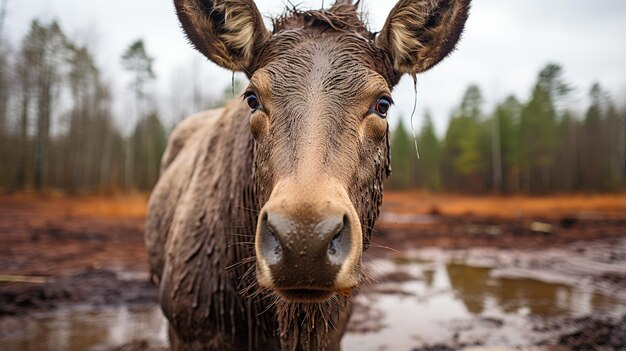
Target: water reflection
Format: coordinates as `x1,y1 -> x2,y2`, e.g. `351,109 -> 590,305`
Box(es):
446,263 -> 616,316
423,269 -> 435,287
0,305 -> 167,351
342,258 -> 624,350
446,264 -> 491,314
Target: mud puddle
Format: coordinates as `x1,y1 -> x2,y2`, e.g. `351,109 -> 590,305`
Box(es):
2,256 -> 622,351
0,304 -> 167,351
343,248 -> 625,351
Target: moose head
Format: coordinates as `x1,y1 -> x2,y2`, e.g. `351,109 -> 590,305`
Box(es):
174,0 -> 470,302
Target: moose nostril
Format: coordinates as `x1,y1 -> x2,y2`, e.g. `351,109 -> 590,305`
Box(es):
328,231 -> 342,256
267,229 -> 282,262
260,213 -> 283,265
327,215 -> 351,265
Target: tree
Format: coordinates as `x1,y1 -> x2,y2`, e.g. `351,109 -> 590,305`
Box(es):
605,101 -> 626,189
2,19 -> 134,194
0,14 -> 9,169
65,44 -> 101,192
0,18 -> 172,194
0,0 -> 8,188
416,111 -> 441,191
494,96 -> 522,193
14,36 -> 35,190
518,63 -> 569,193
121,39 -> 156,190
121,40 -> 156,101
388,119 -> 415,189
578,83 -> 613,191
0,43 -> 12,188
132,112 -> 167,190
19,21 -> 70,190
442,85 -> 490,193
3,15 -> 626,197
556,109 -> 580,192
0,40 -> 7,137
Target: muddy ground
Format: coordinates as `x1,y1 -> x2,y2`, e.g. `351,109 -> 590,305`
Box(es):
0,194 -> 624,350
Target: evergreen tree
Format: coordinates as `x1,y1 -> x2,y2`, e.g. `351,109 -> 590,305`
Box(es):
605,101 -> 626,189
27,21 -> 70,190
121,40 -> 156,99
519,63 -> 569,193
121,39 -> 156,190
556,109 -> 580,192
65,44 -> 100,192
494,96 -> 522,193
132,112 -> 167,190
2,15 -> 626,196
0,27 -> 9,187
388,119 -> 414,189
580,83 -> 612,191
417,110 -> 441,191
442,84 -> 489,192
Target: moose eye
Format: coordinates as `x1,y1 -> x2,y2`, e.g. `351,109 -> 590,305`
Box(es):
244,92 -> 260,111
374,97 -> 392,117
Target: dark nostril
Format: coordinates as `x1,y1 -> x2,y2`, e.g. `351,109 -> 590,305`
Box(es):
328,231 -> 342,256
327,215 -> 351,265
267,229 -> 282,262
260,213 -> 282,265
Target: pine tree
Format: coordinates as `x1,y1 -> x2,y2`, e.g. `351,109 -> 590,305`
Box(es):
519,63 -> 570,193
132,112 -> 167,190
443,85 -> 489,192
417,110 -> 441,191
388,119 -> 414,189
494,96 -> 522,193
121,39 -> 156,190
21,21 -> 70,191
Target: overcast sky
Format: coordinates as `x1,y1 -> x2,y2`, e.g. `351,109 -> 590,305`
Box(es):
4,0 -> 626,134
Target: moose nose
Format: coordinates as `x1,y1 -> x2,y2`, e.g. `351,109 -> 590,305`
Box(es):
257,210 -> 352,291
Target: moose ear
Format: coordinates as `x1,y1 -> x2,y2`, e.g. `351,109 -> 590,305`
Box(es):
174,0 -> 270,75
376,0 -> 471,75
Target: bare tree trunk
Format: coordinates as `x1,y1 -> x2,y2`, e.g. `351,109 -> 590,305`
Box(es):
125,134 -> 133,190
491,113 -> 502,193
16,91 -> 29,189
100,127 -> 113,192
34,77 -> 51,191
619,109 -> 626,183
125,91 -> 140,191
0,55 -> 7,138
0,0 -> 8,138
567,120 -> 577,191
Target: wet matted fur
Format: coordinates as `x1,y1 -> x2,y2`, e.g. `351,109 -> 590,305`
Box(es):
146,1 -> 471,350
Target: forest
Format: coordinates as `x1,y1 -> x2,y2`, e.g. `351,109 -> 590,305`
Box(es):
0,20 -> 169,193
0,20 -> 625,195
390,65 -> 626,194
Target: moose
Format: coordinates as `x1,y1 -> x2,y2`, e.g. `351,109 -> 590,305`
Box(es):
146,0 -> 470,349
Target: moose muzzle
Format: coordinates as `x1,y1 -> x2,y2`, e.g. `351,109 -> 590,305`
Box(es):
255,177 -> 362,302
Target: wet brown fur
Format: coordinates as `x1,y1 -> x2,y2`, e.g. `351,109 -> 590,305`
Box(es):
147,1 -> 470,350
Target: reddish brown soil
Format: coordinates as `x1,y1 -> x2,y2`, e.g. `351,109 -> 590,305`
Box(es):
0,195 -> 149,276
373,213 -> 626,253
0,194 -> 624,350
0,196 -> 154,316
382,191 -> 626,218
372,191 -> 626,252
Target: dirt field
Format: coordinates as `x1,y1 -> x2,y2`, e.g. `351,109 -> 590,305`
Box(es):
0,193 -> 624,350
